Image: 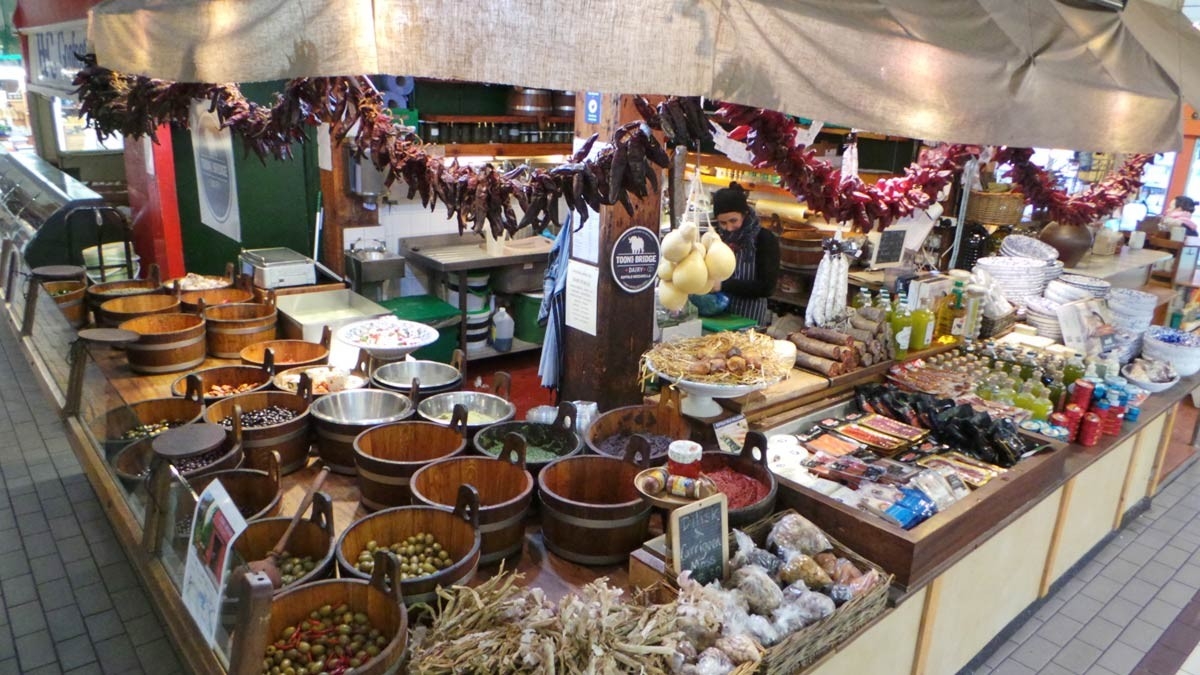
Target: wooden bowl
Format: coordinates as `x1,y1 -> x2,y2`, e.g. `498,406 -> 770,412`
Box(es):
353,420 -> 469,510
177,287 -> 253,313
241,340 -> 329,370
111,427 -> 243,484
336,486 -> 481,605
89,392 -> 205,458
262,552 -> 408,675
187,450 -> 282,521
204,390 -> 312,475
86,279 -> 161,314
699,432 -> 777,528
170,366 -> 273,403
119,313 -> 207,374
231,491 -> 336,592
537,453 -> 650,566
97,293 -> 180,327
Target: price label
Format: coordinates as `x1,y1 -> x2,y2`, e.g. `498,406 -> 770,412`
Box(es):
670,493 -> 729,585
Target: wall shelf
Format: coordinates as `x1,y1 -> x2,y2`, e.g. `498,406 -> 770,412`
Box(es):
424,114 -> 574,125
439,143 -> 572,158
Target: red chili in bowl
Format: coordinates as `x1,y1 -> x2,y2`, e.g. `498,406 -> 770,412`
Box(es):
704,467 -> 768,509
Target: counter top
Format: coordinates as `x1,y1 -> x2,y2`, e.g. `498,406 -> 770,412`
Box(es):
1064,247 -> 1171,280
401,234 -> 551,272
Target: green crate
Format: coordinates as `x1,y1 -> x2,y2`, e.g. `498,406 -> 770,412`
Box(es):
413,323 -> 460,363
513,292 -> 546,345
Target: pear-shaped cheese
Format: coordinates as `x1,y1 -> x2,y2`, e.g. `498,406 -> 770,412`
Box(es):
704,239 -> 737,282
658,281 -> 688,311
701,229 -> 721,249
657,258 -> 676,281
672,248 -> 711,294
661,228 -> 691,263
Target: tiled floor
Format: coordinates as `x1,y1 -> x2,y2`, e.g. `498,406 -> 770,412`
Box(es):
968,446 -> 1200,675
0,320 -> 185,674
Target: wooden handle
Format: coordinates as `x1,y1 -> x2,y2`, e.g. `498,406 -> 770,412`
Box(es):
493,371 -> 512,401
224,261 -> 235,281
147,262 -> 161,285
354,348 -> 372,376
409,377 -> 422,406
368,550 -> 405,606
498,432 -> 528,470
623,435 -> 651,468
270,467 -> 331,559
454,484 -> 481,530
263,347 -> 276,375
264,450 -> 280,487
553,401 -> 577,432
230,404 -> 244,450
297,371 -> 312,403
185,373 -> 203,403
450,404 -> 469,437
451,349 -> 466,376
308,491 -> 334,536
320,325 -> 332,350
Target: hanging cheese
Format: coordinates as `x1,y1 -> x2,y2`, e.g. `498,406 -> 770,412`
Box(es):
672,248 -> 711,294
658,281 -> 688,311
701,229 -> 721,250
657,258 -> 676,281
704,239 -> 737,282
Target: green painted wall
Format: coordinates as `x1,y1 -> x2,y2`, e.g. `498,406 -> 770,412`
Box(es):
174,81 -> 319,274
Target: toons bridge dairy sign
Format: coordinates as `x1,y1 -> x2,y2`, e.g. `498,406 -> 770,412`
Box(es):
610,226 -> 659,294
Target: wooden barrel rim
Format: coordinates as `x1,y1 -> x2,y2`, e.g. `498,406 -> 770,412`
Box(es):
120,313 -> 205,335
335,505 -> 481,582
410,456 -> 533,513
537,455 -> 647,512
204,302 -> 276,321
354,422 -> 466,467
204,392 -> 310,430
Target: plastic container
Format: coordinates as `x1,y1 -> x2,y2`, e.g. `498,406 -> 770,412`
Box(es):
513,292 -> 546,345
490,308 -> 514,352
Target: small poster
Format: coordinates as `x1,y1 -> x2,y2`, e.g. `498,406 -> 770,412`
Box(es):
190,103 -> 242,242
611,226 -> 660,293
565,260 -> 599,336
584,92 -> 602,124
1057,298 -> 1117,357
670,493 -> 729,585
713,414 -> 749,454
181,480 -> 248,644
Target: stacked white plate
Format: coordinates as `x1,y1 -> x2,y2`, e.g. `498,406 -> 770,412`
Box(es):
1024,296 -> 1063,341
1000,235 -> 1059,262
1041,260 -> 1065,284
1107,288 -> 1157,333
974,256 -> 1053,307
1143,327 -> 1200,376
1103,331 -> 1143,365
1044,279 -> 1093,305
1058,274 -> 1111,299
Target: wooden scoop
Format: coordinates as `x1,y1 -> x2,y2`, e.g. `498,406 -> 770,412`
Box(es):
249,466 -> 331,588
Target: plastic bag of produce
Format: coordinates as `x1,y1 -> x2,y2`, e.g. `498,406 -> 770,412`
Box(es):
767,513 -> 832,556
730,565 -> 784,615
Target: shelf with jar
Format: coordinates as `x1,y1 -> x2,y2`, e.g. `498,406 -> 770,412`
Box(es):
416,115 -> 575,147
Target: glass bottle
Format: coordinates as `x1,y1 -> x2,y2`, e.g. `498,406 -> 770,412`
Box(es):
993,377 -> 1016,405
936,281 -> 966,337
891,292 -> 914,359
910,297 -> 935,352
1030,385 -> 1053,421
1019,352 -> 1038,381
852,288 -> 870,309
1047,374 -> 1065,412
1013,381 -> 1036,412
878,289 -> 894,323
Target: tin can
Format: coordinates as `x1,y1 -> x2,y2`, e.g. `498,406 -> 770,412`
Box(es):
1079,413 -> 1103,447
1071,379 -> 1095,409
1125,405 -> 1141,423
1049,412 -> 1069,430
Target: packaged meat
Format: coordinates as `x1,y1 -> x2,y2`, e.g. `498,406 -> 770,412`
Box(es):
858,413 -> 929,442
798,430 -> 863,457
837,423 -> 910,452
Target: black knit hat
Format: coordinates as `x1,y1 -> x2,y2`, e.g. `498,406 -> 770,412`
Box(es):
712,182 -> 750,216
1176,196 -> 1196,213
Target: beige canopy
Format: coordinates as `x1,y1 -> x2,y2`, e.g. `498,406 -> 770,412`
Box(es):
87,0 -> 1200,152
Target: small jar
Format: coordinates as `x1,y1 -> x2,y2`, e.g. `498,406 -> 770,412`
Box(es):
667,440 -> 702,479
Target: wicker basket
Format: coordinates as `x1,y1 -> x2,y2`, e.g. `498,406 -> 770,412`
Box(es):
981,310 -> 1017,339
966,191 -> 1026,226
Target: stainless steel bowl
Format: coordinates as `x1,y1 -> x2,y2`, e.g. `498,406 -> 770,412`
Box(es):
372,360 -> 462,394
417,391 -> 515,432
310,389 -> 413,426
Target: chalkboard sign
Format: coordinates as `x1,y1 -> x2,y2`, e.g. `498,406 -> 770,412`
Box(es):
670,493 -> 729,585
870,227 -> 907,268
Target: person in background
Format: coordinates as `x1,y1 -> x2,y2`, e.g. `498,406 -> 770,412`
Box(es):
1162,195 -> 1198,237
711,182 -> 779,325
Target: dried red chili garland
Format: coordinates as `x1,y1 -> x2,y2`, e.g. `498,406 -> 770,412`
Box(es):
71,55 -> 1150,233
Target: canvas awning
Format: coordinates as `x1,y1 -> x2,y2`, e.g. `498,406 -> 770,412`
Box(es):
87,0 -> 1200,152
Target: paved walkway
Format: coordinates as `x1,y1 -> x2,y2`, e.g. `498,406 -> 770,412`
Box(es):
0,320 -> 184,674
970,451 -> 1200,674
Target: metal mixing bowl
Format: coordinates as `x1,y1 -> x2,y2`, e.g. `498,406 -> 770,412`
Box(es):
372,360 -> 462,394
310,389 -> 413,426
417,391 -> 515,434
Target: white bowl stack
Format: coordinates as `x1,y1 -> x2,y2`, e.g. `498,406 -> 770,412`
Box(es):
1044,279 -> 1093,305
974,256 -> 1054,308
1023,297 -> 1063,341
1107,288 -> 1156,333
1057,274 -> 1111,300
1104,331 -> 1143,365
1000,235 -> 1059,262
1142,327 -> 1200,376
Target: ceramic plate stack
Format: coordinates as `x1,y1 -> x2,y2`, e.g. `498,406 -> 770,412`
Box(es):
1041,260 -> 1065,285
1023,296 -> 1063,341
1107,288 -> 1156,333
1143,327 -> 1200,376
1044,279 -> 1093,305
1103,331 -> 1142,365
1057,274 -> 1111,299
1000,235 -> 1059,262
974,256 -> 1051,307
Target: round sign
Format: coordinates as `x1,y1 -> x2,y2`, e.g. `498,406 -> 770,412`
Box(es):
611,226 -> 660,294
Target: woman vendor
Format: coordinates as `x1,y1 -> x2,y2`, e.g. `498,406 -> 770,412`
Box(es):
711,183 -> 780,325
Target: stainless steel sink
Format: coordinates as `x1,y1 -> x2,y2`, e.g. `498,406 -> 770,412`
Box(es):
344,248 -> 405,285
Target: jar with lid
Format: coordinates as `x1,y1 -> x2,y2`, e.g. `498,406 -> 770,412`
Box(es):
667,440 -> 702,479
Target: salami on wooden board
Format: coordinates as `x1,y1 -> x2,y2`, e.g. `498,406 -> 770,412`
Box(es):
788,333 -> 848,360
795,351 -> 843,376
803,327 -> 855,347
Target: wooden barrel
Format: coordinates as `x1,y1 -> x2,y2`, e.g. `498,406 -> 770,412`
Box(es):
507,87 -> 552,116
353,415 -> 469,510
205,302 -> 278,358
115,424 -> 243,482
241,339 -> 328,370
537,453 -> 650,566
162,273 -> 232,293
552,91 -> 576,116
187,450 -> 283,522
86,279 -> 160,316
43,280 -> 86,328
90,389 -> 205,458
779,230 -> 826,269
336,486 -> 481,605
204,387 -> 312,475
410,436 -> 533,565
473,402 -> 582,477
98,293 -> 180,327
311,390 -> 412,475
178,286 -> 253,314
700,432 -> 777,528
119,313 -> 206,374
231,491 -> 336,591
170,365 -> 273,403
585,389 -> 693,466
263,552 -> 407,675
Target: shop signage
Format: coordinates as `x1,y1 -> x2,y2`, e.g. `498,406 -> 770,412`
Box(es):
610,226 -> 659,294
190,103 -> 242,242
584,92 -> 602,124
25,20 -> 89,98
670,493 -> 729,585
181,480 -> 247,644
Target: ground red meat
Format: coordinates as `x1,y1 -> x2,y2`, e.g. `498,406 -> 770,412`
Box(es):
705,467 -> 769,509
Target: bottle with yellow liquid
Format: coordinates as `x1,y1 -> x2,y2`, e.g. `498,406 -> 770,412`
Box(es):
1013,381 -> 1036,412
910,296 -> 935,352
993,377 -> 1016,405
935,281 -> 966,337
1062,353 -> 1085,387
878,289 -> 894,323
891,291 -> 914,359
1030,383 -> 1053,421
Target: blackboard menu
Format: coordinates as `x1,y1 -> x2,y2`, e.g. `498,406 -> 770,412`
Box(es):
670,493 -> 729,585
872,228 -> 907,267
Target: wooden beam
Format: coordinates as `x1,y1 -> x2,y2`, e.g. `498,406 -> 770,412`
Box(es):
911,576 -> 943,675
1114,425 -> 1153,530
1040,480 -> 1075,597
1148,403 -> 1180,496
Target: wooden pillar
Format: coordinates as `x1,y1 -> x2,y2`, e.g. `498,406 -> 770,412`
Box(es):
559,94 -> 660,409
318,128 -> 379,275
